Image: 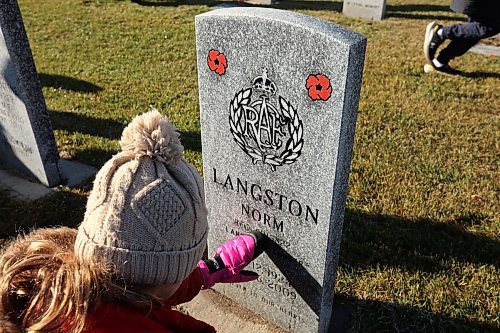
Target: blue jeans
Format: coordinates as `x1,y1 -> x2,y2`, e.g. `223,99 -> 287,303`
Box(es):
437,16 -> 500,64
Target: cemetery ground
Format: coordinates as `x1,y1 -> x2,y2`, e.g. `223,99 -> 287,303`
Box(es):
0,0 -> 498,332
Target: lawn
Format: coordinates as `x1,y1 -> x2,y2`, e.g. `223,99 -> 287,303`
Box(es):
1,0 -> 499,331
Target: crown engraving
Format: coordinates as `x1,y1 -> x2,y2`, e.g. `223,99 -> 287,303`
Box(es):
252,69 -> 277,96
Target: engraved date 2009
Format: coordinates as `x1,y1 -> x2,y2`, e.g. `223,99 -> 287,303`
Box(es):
251,261 -> 298,300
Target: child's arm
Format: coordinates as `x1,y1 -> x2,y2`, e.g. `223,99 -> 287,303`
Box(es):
164,268 -> 205,306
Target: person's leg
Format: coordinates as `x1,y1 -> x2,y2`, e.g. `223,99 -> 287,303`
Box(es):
435,38 -> 479,65
437,17 -> 500,65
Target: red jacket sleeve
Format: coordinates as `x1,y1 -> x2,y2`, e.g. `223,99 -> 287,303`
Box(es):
164,268 -> 204,306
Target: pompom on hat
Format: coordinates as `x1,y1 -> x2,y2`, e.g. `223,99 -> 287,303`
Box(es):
75,110 -> 208,285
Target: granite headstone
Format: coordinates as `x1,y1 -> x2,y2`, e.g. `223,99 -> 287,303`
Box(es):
343,0 -> 387,20
0,0 -> 61,187
196,7 -> 366,332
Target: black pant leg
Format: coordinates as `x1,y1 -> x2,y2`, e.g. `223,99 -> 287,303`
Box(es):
437,38 -> 480,64
437,17 -> 500,64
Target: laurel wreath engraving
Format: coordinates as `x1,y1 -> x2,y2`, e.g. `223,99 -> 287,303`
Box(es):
229,88 -> 304,170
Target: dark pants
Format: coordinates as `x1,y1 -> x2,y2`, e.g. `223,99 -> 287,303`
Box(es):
437,16 -> 500,64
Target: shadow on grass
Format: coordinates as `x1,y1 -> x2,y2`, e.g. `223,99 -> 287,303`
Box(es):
387,4 -> 450,12
131,0 -> 343,11
49,109 -> 202,153
39,73 -> 102,93
72,147 -> 119,167
0,190 -> 88,238
270,1 -> 342,12
330,295 -> 499,332
387,12 -> 467,21
49,110 -> 125,140
179,130 -> 202,152
458,71 -> 500,79
385,4 -> 466,21
131,0 -> 218,6
340,209 -> 499,272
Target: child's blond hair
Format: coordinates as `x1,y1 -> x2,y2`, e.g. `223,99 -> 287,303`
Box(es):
0,227 -> 161,333
0,110 -> 207,332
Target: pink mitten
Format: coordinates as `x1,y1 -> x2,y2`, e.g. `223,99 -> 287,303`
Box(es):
197,231 -> 266,289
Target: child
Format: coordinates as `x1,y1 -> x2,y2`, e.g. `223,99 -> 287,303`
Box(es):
423,0 -> 500,75
0,110 -> 263,333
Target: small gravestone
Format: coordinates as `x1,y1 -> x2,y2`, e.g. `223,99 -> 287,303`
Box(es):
0,0 -> 61,187
196,7 -> 365,333
245,0 -> 275,5
343,0 -> 386,20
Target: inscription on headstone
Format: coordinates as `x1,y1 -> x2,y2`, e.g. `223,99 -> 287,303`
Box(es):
196,8 -> 365,332
343,0 -> 387,20
0,0 -> 61,187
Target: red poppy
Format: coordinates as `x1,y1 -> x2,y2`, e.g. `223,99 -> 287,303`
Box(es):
207,50 -> 227,75
306,74 -> 332,101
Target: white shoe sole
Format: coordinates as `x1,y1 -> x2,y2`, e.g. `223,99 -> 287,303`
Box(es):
424,21 -> 437,63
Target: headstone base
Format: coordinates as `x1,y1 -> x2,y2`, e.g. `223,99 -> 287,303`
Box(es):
181,289 -> 287,333
182,289 -> 355,333
0,159 -> 96,200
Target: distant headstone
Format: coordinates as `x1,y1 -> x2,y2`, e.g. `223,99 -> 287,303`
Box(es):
196,7 -> 365,333
245,0 -> 275,5
470,33 -> 500,56
0,0 -> 61,187
343,0 -> 386,20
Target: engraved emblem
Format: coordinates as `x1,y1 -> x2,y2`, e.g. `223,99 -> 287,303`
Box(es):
229,70 -> 304,170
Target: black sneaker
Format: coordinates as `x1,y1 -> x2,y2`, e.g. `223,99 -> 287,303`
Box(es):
424,63 -> 462,76
424,21 -> 443,63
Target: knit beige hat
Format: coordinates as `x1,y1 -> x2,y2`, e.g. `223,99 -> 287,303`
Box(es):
75,110 -> 208,285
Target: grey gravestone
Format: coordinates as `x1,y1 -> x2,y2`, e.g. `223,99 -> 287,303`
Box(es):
245,0 -> 275,5
0,0 -> 61,187
343,0 -> 387,20
196,7 -> 365,333
470,33 -> 500,56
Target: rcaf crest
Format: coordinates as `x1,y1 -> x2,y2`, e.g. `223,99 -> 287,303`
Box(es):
229,70 -> 304,170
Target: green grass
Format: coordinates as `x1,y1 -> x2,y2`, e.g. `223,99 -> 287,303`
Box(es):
1,0 -> 499,331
